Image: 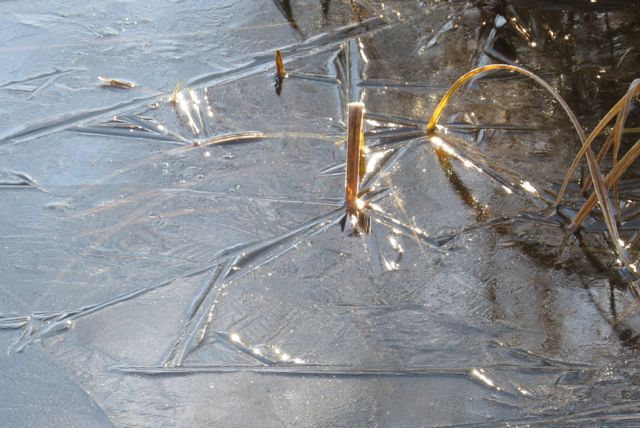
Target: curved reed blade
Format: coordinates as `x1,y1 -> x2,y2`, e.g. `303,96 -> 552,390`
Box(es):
556,92 -> 636,205
426,64 -> 588,209
426,64 -> 586,143
601,81 -> 639,223
611,80 -> 640,166
425,64 -> 637,282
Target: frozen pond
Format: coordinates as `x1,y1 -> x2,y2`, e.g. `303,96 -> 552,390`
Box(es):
1,0 -> 640,425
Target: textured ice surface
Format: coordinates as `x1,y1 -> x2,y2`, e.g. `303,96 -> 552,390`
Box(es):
1,0 -> 640,426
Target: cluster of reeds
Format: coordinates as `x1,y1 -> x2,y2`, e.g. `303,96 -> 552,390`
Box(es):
342,102 -> 370,234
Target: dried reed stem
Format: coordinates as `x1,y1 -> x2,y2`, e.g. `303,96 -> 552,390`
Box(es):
346,102 -> 365,215
572,136 -> 640,229
426,64 -> 584,138
557,80 -> 640,205
275,50 -> 286,80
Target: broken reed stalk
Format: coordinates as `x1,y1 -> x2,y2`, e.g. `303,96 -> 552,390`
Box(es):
426,64 -> 635,278
346,102 -> 365,216
275,50 -> 286,80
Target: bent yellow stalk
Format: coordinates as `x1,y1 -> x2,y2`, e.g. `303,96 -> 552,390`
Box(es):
425,64 -> 630,270
426,64 -> 584,137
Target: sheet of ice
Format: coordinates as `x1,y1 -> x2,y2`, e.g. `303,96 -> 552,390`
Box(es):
1,0 -> 640,425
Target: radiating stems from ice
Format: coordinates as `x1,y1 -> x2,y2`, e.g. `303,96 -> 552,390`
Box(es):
425,64 -> 584,139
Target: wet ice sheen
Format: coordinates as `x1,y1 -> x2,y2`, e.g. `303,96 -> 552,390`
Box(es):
1,0 -> 640,426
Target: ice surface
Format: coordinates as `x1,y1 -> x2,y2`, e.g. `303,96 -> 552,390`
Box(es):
1,0 -> 640,426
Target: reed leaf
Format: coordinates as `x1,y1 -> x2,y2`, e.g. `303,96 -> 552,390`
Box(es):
579,80 -> 640,200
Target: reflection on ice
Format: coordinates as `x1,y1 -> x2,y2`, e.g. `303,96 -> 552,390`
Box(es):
520,180 -> 538,194
469,368 -> 497,389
